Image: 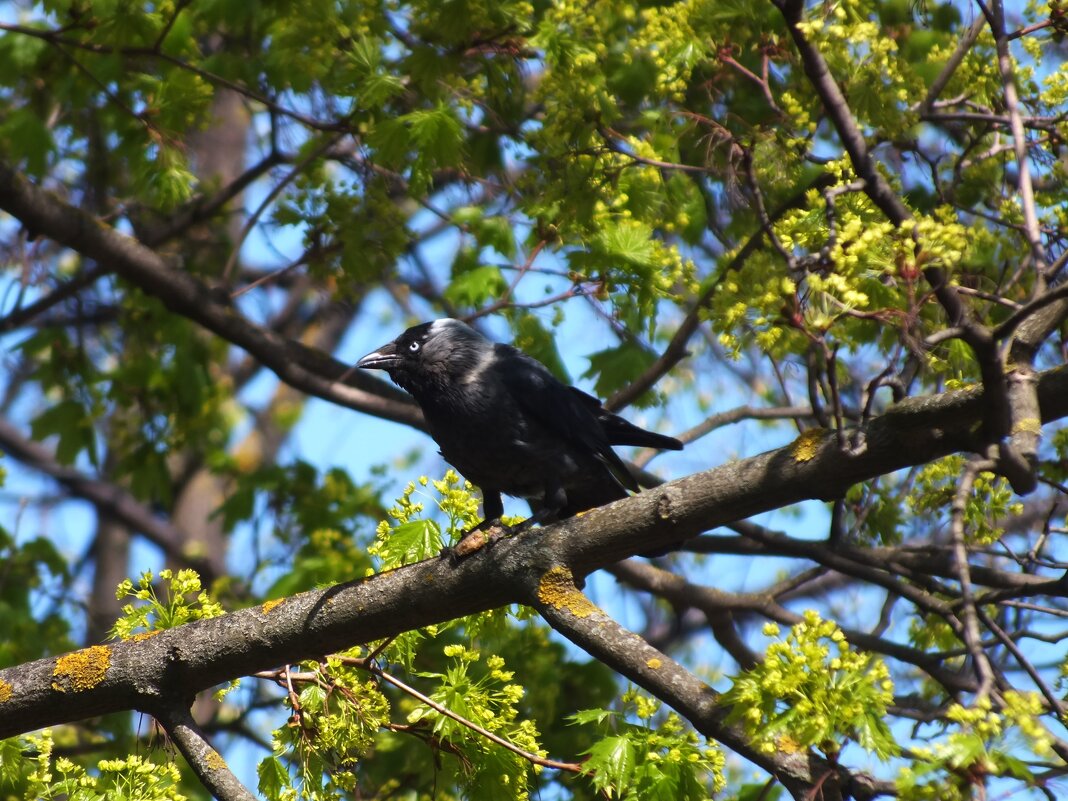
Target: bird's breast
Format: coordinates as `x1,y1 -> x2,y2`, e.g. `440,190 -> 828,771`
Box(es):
419,394 -> 577,499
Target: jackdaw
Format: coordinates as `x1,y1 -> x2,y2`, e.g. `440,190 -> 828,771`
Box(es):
357,318 -> 682,531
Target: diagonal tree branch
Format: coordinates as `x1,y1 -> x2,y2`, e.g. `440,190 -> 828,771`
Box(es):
0,416 -> 221,581
0,159 -> 422,429
531,565 -> 892,801
154,702 -> 259,801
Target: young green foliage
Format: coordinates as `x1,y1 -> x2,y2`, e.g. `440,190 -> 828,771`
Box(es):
110,568 -> 224,640
896,693 -> 1055,801
910,456 -> 1024,545
571,689 -> 725,801
1,730 -> 187,801
260,654 -> 392,801
723,610 -> 898,760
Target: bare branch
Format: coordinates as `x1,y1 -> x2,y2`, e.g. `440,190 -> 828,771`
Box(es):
155,703 -> 259,801
949,458 -> 997,698
0,416 -> 220,581
0,159 -> 423,428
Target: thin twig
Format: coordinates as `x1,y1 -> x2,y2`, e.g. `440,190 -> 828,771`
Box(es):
337,657 -> 583,773
221,134 -> 344,281
949,458 -> 997,699
985,0 -> 1047,276
916,15 -> 987,115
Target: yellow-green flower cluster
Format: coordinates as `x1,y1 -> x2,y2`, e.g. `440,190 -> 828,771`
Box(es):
266,656 -> 391,796
909,208 -> 969,271
409,647 -> 544,797
910,455 -> 1023,545
433,470 -> 482,533
111,568 -> 224,640
26,732 -> 187,801
725,610 -> 897,759
1042,61 -> 1068,108
780,91 -> 818,138
898,692 -> 1054,800
712,266 -> 802,358
793,1 -> 913,125
638,0 -> 708,101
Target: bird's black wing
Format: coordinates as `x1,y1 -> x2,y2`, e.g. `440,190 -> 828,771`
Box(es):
566,387 -> 683,450
495,345 -> 639,492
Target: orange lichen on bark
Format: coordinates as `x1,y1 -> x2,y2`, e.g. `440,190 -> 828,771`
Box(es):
261,598 -> 285,614
536,566 -> 598,619
0,678 -> 11,702
51,645 -> 110,693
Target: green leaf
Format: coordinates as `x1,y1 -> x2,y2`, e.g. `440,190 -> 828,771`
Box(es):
443,264 -> 507,308
30,400 -> 97,466
367,117 -> 412,167
0,107 -> 53,175
299,682 -> 327,714
405,104 -> 464,167
477,216 -> 516,259
569,707 -> 614,726
257,755 -> 290,800
381,519 -> 443,566
583,735 -> 637,796
594,219 -> 658,267
582,343 -> 656,402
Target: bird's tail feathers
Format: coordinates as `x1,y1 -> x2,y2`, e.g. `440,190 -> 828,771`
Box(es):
599,414 -> 683,451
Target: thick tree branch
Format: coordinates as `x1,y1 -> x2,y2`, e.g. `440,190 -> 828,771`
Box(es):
0,416 -> 220,580
155,703 -> 259,801
530,566 -> 890,801
0,159 -> 422,428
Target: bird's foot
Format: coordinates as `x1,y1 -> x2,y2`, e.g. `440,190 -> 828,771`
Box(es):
448,519 -> 514,560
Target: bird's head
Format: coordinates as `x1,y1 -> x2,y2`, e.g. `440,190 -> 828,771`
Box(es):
357,318 -> 493,396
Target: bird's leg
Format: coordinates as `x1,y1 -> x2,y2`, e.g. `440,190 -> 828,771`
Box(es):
467,490 -> 505,532
511,482 -> 567,533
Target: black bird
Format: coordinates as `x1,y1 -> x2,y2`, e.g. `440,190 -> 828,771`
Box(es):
357,318 -> 682,531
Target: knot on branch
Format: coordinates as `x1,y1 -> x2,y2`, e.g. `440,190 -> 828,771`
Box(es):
656,485 -> 684,523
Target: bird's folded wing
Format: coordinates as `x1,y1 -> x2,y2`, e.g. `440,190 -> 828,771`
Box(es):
497,348 -> 639,492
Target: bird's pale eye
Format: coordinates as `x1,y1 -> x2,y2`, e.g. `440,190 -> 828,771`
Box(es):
408,341 -> 421,352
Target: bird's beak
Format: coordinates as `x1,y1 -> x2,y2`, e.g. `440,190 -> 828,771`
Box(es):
356,340 -> 400,370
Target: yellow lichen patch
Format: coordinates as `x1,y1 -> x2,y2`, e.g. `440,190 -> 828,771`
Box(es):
777,734 -> 803,754
1012,417 -> 1042,435
536,566 -> 598,619
131,630 -> 162,642
646,657 -> 662,670
261,598 -> 285,614
789,428 -> 825,462
0,678 -> 12,702
52,645 -> 110,693
205,748 -> 228,771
